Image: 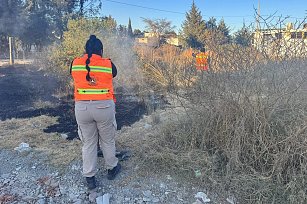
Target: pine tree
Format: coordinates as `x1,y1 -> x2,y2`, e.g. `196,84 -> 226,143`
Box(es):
233,23 -> 252,46
180,0 -> 206,48
217,19 -> 231,44
127,18 -> 133,38
206,17 -> 217,30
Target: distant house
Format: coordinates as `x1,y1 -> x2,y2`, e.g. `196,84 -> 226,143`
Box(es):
135,32 -> 182,47
252,23 -> 307,58
166,36 -> 181,47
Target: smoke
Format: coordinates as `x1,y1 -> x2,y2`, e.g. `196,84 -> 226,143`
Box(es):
99,32 -> 143,92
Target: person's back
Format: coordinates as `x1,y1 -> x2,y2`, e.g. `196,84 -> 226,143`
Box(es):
195,48 -> 209,71
70,35 -> 121,191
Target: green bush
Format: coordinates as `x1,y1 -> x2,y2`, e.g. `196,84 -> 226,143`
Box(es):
47,18 -> 114,73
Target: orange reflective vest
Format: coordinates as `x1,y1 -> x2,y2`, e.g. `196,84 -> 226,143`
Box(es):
71,54 -> 114,101
195,52 -> 209,70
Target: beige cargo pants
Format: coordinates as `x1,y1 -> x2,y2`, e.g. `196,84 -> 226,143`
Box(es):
75,100 -> 118,177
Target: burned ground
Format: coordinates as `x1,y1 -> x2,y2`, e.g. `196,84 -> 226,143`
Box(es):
0,65 -> 146,139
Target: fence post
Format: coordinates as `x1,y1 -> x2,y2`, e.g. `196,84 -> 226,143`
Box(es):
9,37 -> 14,65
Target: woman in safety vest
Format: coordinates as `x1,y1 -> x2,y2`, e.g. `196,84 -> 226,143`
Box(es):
70,35 -> 121,190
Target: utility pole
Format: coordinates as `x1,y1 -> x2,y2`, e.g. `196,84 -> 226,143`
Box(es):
9,37 -> 14,65
256,0 -> 260,30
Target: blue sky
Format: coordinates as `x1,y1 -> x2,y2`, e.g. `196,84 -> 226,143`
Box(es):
99,0 -> 306,33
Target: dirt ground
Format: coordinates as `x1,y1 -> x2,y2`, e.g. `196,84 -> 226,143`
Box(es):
0,64 -> 230,204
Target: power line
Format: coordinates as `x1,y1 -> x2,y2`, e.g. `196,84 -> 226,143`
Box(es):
102,0 -> 306,20
102,0 -> 185,14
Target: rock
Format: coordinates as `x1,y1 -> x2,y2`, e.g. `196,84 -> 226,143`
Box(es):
88,190 -> 97,202
71,164 -> 82,171
143,190 -> 152,197
159,183 -> 166,189
37,198 -> 46,204
124,197 -> 131,201
194,170 -> 202,178
143,197 -> 152,202
195,192 -> 211,203
14,143 -> 31,153
60,134 -> 68,139
144,123 -> 152,129
152,197 -> 160,203
226,196 -> 235,204
69,193 -> 79,201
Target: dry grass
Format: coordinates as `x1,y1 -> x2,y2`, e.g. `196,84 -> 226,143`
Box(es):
132,21 -> 307,203
0,115 -> 81,167
134,58 -> 307,203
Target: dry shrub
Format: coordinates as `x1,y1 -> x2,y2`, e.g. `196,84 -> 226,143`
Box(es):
136,44 -> 196,92
134,21 -> 307,202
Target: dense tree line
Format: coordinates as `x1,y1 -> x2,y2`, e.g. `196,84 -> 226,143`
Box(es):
0,0 -> 252,57
180,1 -> 252,48
0,0 -> 102,54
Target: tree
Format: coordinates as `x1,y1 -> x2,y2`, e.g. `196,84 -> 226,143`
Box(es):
127,18 -> 133,38
142,18 -> 175,45
142,18 -> 175,36
0,0 -> 24,36
48,17 -> 118,71
180,1 -> 206,48
20,0 -> 53,50
118,24 -> 127,37
206,17 -> 217,30
233,23 -> 252,46
133,29 -> 142,37
204,18 -> 231,46
217,19 -> 231,44
101,15 -> 117,33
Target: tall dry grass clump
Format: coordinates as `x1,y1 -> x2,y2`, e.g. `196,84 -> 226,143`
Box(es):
135,21 -> 307,203
135,44 -> 197,93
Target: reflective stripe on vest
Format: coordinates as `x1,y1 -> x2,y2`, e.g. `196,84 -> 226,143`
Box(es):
71,65 -> 112,74
77,88 -> 109,94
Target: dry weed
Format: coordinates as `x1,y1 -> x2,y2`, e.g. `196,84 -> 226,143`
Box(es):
133,19 -> 307,203
0,115 -> 81,167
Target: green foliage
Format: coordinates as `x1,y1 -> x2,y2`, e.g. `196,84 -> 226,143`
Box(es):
127,18 -> 133,37
180,1 -> 206,48
48,17 -> 117,73
206,17 -> 217,30
133,29 -> 143,37
217,19 -> 231,44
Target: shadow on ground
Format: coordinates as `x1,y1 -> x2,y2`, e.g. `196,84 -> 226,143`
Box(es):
0,65 -> 146,139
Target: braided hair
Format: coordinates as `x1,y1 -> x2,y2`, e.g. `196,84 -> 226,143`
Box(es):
85,35 -> 103,82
